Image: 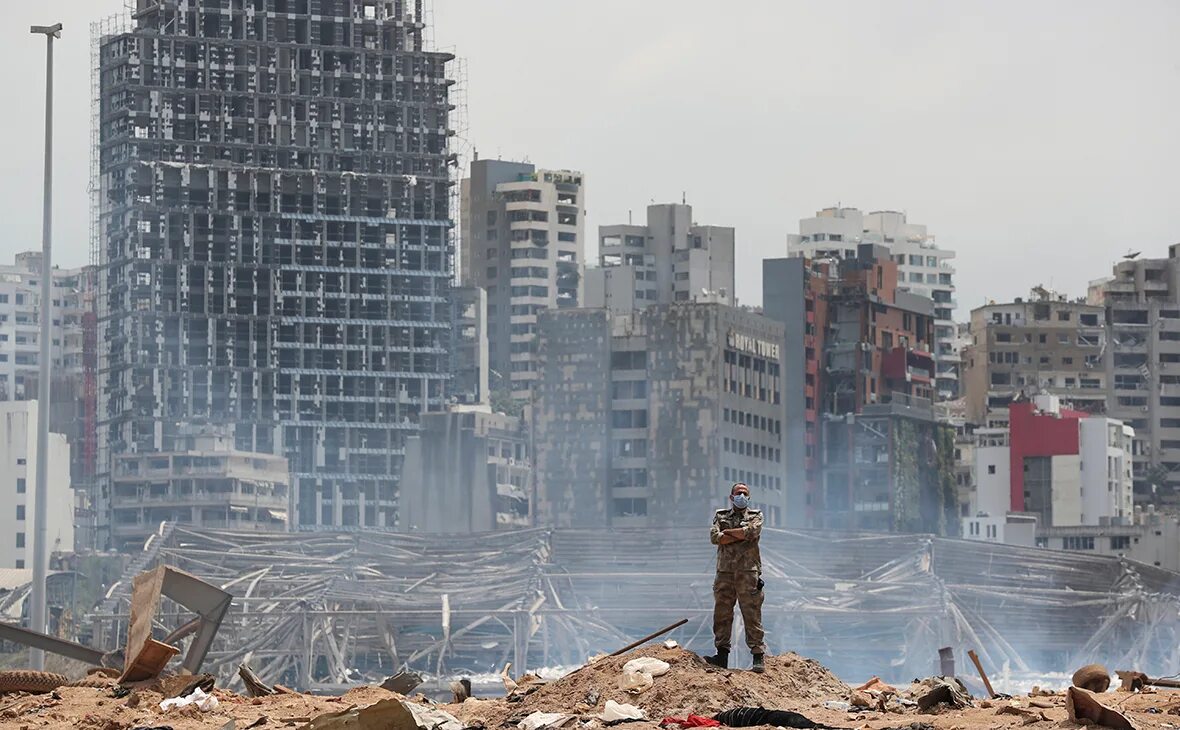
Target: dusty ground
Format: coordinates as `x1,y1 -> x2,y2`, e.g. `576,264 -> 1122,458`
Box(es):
0,648 -> 1179,729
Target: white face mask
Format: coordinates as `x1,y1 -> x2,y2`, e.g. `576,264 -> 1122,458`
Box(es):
731,493 -> 749,509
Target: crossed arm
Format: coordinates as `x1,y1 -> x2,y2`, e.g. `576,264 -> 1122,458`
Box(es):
710,514 -> 761,545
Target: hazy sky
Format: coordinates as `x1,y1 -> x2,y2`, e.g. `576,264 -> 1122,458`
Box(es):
2,0 -> 1177,316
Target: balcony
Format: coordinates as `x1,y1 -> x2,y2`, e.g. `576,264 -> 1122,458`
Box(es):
881,347 -> 934,384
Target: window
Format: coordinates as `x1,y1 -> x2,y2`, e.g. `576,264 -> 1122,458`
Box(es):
1110,536 -> 1131,550
613,498 -> 648,517
611,409 -> 648,429
987,465 -> 996,474
15,506 -> 23,521
1063,536 -> 1095,550
13,560 -> 23,569
16,458 -> 24,466
15,533 -> 24,549
610,351 -> 646,370
611,380 -> 647,400
15,478 -> 25,494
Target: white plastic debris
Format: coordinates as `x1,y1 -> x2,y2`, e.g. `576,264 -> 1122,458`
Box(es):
160,686 -> 219,712
518,711 -> 570,730
662,640 -> 679,649
618,668 -> 653,694
622,658 -> 671,677
601,700 -> 645,722
619,656 -> 671,693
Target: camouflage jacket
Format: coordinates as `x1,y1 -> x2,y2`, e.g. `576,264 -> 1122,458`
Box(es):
710,507 -> 763,572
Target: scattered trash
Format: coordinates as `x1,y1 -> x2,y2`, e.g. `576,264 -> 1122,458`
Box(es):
622,657 -> 671,677
618,668 -> 653,694
381,670 -> 423,695
156,672 -> 215,699
1073,663 -> 1112,693
855,676 -> 898,695
712,707 -> 835,729
997,705 -> 1048,724
663,640 -> 679,649
518,711 -> 572,730
159,686 -> 219,712
821,700 -> 851,712
601,700 -> 645,723
240,663 -> 276,697
1067,686 -> 1137,730
660,715 -> 720,728
619,656 -> 671,694
451,678 -> 472,703
501,663 -> 522,693
916,677 -> 972,711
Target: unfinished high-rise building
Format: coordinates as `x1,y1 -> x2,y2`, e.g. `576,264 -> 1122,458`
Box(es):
95,0 -> 455,537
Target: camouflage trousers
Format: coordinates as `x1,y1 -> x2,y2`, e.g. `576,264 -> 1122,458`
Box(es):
712,570 -> 766,654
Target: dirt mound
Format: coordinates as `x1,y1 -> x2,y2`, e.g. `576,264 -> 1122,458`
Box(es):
454,646 -> 848,726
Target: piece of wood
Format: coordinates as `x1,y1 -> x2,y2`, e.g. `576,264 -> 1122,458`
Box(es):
967,649 -> 996,699
608,618 -> 689,657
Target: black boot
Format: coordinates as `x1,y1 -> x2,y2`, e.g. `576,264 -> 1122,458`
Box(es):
705,649 -> 729,669
751,653 -> 765,674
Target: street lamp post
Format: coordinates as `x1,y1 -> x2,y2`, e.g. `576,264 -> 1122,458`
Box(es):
28,21 -> 62,672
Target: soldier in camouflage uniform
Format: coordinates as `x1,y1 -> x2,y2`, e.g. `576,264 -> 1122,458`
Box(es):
706,483 -> 766,673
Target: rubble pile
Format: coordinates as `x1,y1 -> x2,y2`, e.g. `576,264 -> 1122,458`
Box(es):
6,650 -> 1180,729
455,646 -> 849,727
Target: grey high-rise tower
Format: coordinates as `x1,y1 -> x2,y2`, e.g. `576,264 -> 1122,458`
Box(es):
95,0 -> 454,542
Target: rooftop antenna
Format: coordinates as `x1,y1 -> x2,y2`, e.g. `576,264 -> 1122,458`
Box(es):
682,191 -> 686,205
628,210 -> 632,225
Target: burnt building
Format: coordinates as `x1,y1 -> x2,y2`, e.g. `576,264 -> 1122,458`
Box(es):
95,0 -> 455,537
533,303 -> 787,527
764,245 -> 954,533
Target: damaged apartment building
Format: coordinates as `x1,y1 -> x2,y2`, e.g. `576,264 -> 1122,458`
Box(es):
764,245 -> 956,534
533,303 -> 788,527
96,0 -> 455,538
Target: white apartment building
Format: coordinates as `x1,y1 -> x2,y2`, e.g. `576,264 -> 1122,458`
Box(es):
0,252 -> 88,402
0,401 -> 73,568
585,203 -> 735,312
968,395 -> 1133,529
461,160 -> 585,401
786,207 -> 958,398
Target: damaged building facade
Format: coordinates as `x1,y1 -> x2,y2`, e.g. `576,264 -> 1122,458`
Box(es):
95,0 -> 455,537
962,291 -> 1106,429
110,425 -> 289,548
399,405 -> 531,532
764,245 -> 955,534
533,303 -> 787,527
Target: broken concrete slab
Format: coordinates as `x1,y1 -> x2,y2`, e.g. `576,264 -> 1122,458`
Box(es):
1067,686 -> 1137,730
305,697 -> 462,730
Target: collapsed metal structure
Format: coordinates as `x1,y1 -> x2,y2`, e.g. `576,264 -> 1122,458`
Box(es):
88,525 -> 1180,690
